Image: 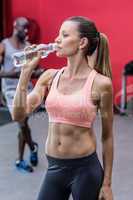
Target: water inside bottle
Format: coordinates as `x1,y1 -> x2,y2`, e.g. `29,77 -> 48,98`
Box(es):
12,43 -> 57,67
38,43 -> 57,58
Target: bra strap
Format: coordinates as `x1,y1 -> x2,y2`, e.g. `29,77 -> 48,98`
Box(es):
51,67 -> 66,90
83,69 -> 97,98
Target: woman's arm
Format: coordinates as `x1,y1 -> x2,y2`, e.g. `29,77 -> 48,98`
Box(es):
0,68 -> 45,79
12,54 -> 57,121
98,77 -> 114,200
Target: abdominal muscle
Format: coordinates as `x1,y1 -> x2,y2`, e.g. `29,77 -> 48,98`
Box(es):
45,122 -> 97,159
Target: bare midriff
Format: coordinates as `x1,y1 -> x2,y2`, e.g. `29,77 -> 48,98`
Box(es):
45,122 -> 96,159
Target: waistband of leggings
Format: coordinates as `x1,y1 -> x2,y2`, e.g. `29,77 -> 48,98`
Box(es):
46,151 -> 98,167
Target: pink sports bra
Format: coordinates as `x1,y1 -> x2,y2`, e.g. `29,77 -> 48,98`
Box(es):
45,67 -> 97,128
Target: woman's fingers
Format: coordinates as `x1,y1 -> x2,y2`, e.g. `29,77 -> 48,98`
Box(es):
30,51 -> 42,67
24,44 -> 38,61
22,51 -> 41,71
24,44 -> 37,52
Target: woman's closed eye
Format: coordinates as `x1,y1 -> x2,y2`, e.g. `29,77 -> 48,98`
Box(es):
61,31 -> 69,38
62,33 -> 69,37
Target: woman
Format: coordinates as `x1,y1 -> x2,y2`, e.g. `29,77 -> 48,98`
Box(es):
12,16 -> 113,200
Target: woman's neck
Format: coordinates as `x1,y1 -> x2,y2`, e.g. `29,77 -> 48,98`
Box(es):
66,54 -> 92,79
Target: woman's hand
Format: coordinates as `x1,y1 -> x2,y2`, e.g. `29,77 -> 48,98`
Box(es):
98,185 -> 113,200
22,45 -> 41,72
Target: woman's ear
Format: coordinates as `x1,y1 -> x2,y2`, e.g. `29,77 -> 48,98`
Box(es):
79,37 -> 89,50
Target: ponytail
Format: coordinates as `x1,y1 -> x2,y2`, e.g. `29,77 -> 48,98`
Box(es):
94,33 -> 112,79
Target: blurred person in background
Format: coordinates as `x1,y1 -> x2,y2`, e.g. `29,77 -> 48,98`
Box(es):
0,17 -> 39,172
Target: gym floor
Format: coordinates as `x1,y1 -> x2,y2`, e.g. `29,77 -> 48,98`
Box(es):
0,111 -> 133,200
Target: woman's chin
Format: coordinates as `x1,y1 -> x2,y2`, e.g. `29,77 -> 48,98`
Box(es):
56,52 -> 65,57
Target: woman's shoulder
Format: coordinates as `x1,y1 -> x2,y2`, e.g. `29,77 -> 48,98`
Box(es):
94,71 -> 112,92
42,67 -> 59,75
38,67 -> 63,85
45,68 -> 59,76
42,66 -> 66,77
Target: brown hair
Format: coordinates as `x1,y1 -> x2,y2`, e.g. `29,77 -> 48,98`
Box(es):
94,33 -> 112,79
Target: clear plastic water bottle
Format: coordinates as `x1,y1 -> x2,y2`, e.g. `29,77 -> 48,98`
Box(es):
12,43 -> 57,67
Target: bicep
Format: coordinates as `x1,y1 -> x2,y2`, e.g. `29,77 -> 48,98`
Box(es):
26,68 -> 58,114
26,84 -> 46,114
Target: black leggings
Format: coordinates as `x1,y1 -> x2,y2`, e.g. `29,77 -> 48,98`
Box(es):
37,152 -> 104,200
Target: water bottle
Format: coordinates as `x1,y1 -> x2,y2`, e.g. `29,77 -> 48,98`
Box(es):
12,43 -> 57,67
